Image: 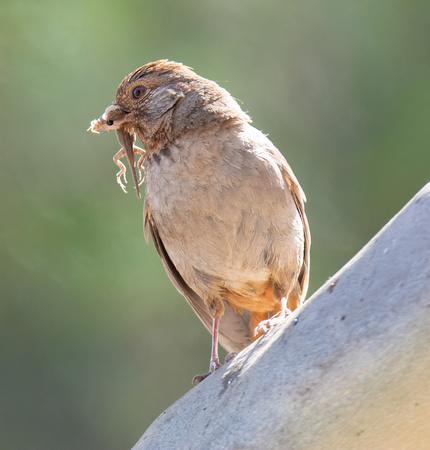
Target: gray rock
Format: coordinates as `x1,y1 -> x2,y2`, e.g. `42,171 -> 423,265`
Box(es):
133,183 -> 430,450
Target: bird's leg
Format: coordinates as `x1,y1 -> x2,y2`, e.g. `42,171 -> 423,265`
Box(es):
254,297 -> 292,336
209,315 -> 222,372
279,296 -> 291,318
192,315 -> 222,384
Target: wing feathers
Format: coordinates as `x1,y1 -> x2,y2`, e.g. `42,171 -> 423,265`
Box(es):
144,206 -> 253,352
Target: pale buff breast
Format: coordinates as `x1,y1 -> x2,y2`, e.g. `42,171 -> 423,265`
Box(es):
143,123 -> 304,302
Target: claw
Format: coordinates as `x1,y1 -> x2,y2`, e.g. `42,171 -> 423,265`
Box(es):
192,359 -> 222,384
255,297 -> 292,336
225,352 -> 238,363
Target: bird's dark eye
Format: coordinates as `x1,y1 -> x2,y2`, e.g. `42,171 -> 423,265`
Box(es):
132,86 -> 146,99
106,120 -> 114,126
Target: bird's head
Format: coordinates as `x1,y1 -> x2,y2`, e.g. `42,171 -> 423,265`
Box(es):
89,60 -> 250,195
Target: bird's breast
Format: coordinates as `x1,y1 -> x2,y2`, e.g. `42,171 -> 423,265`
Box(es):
143,128 -> 304,292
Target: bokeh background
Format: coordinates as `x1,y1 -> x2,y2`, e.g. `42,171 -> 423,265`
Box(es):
1,0 -> 429,448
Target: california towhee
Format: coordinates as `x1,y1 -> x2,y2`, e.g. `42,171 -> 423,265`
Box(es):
88,60 -> 310,382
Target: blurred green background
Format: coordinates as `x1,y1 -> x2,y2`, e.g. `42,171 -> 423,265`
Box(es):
1,0 -> 429,448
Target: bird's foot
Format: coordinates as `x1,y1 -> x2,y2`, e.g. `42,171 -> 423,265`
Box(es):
225,352 -> 238,363
254,307 -> 292,336
192,358 -> 222,384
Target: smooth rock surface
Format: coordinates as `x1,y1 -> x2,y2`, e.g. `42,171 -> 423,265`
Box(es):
134,183 -> 430,450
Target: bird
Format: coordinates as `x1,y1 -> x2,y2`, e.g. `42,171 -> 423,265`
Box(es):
88,60 -> 310,383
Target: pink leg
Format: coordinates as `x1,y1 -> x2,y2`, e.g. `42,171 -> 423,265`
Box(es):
209,315 -> 221,372
279,297 -> 291,318
254,297 -> 292,336
192,316 -> 222,384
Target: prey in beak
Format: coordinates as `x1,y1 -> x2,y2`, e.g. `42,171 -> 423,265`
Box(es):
88,105 -> 146,199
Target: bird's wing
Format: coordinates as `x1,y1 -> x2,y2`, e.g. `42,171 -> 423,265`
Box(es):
144,202 -> 253,353
271,148 -> 311,304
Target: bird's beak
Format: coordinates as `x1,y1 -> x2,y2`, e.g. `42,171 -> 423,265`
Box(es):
88,104 -> 129,133
88,104 -> 142,198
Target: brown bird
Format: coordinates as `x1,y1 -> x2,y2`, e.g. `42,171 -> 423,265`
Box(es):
88,60 -> 310,382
